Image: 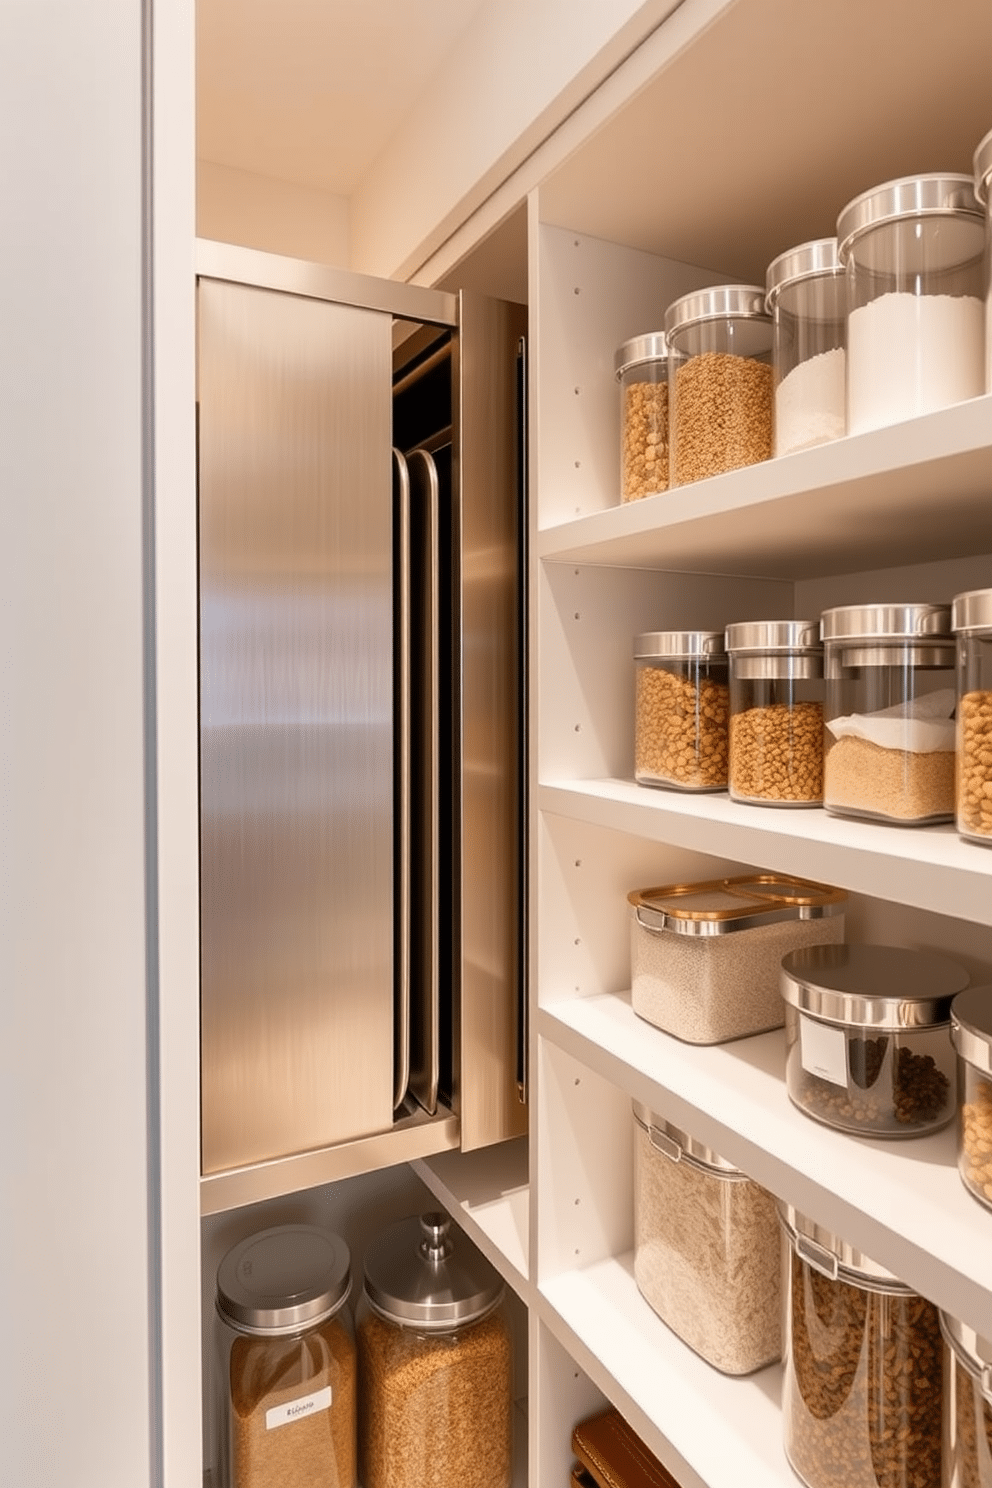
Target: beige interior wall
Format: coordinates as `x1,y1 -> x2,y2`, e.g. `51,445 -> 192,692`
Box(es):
197,159 -> 350,265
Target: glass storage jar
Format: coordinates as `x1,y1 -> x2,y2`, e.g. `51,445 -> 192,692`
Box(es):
953,589 -> 992,846
837,173 -> 986,434
629,874 -> 846,1044
632,1102 -> 781,1375
822,602 -> 956,825
214,1225 -> 356,1488
781,1207 -> 944,1488
615,332 -> 670,502
782,942 -> 968,1138
726,620 -> 825,806
940,1308 -> 992,1488
664,285 -> 773,485
950,986 -> 992,1212
975,128 -> 992,393
356,1212 -> 512,1488
634,630 -> 729,791
765,238 -> 847,456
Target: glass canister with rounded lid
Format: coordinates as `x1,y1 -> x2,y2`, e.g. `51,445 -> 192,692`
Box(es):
766,238 -> 847,455
837,173 -> 986,434
356,1211 -> 512,1488
615,332 -> 670,502
214,1224 -> 357,1488
781,1206 -> 944,1488
940,1308 -> 992,1487
951,987 -> 992,1212
954,589 -> 992,846
726,620 -> 825,807
634,630 -> 729,791
974,128 -> 992,393
664,285 -> 773,486
822,602 -> 956,825
782,942 -> 968,1138
632,1101 -> 781,1375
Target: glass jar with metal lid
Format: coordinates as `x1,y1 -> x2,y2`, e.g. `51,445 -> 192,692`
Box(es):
821,602 -> 956,825
615,332 -> 670,502
726,620 -> 825,807
951,987 -> 992,1212
781,942 -> 968,1138
940,1307 -> 992,1487
634,630 -> 729,792
632,1102 -> 781,1375
628,874 -> 846,1043
780,1206 -> 944,1488
954,589 -> 992,846
664,285 -> 773,486
766,239 -> 846,456
837,173 -> 986,434
976,129 -> 992,393
356,1212 -> 512,1488
214,1224 -> 356,1488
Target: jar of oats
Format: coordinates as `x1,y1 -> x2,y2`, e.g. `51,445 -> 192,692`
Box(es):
615,332 -> 670,502
357,1212 -> 512,1488
664,285 -> 773,486
781,1206 -> 944,1488
939,1308 -> 992,1488
726,619 -> 825,807
953,588 -> 992,847
634,630 -> 729,791
951,987 -> 992,1213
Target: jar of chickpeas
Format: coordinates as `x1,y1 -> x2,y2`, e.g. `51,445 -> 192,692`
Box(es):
615,332 -> 670,502
634,631 -> 729,792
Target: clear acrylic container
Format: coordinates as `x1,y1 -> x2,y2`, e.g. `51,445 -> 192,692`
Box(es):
766,239 -> 847,456
975,129 -> 992,393
837,173 -> 986,434
951,987 -> 992,1212
629,874 -> 845,1044
634,631 -> 729,791
781,1207 -> 944,1488
726,620 -> 825,806
615,332 -> 670,502
782,942 -> 968,1138
953,589 -> 992,846
822,602 -> 956,825
214,1225 -> 357,1488
940,1309 -> 992,1488
633,1102 -> 781,1375
664,285 -> 773,486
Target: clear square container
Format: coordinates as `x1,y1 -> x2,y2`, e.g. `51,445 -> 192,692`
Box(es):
634,630 -> 729,792
953,588 -> 992,847
951,986 -> 992,1212
615,332 -> 670,502
940,1309 -> 992,1488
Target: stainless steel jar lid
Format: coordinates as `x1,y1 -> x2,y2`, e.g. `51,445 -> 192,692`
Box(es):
940,1309 -> 992,1395
725,620 -> 822,654
216,1225 -> 351,1337
632,1101 -> 743,1176
950,986 -> 992,1073
615,332 -> 669,378
837,173 -> 983,261
630,875 -> 846,938
820,602 -> 953,644
664,284 -> 770,337
765,239 -> 842,308
973,128 -> 992,205
635,630 -> 727,660
362,1212 -> 503,1331
781,943 -> 969,1029
952,588 -> 992,637
779,1205 -> 913,1292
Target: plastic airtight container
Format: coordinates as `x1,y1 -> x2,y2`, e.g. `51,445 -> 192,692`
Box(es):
766,239 -> 847,456
781,1207 -> 944,1488
975,128 -> 992,392
632,1102 -> 781,1374
356,1213 -> 512,1488
215,1225 -> 357,1488
837,173 -> 986,434
782,942 -> 968,1138
615,332 -> 670,502
634,631 -> 729,791
822,602 -> 956,825
953,588 -> 992,846
629,874 -> 846,1044
940,1308 -> 992,1488
951,987 -> 992,1212
664,285 -> 773,486
726,620 -> 825,806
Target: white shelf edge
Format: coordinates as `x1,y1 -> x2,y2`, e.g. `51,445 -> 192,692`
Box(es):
410,1137 -> 530,1296
538,779 -> 992,926
538,994 -> 992,1335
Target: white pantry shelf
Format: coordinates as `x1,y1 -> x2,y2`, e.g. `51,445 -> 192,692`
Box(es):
411,1136 -> 530,1295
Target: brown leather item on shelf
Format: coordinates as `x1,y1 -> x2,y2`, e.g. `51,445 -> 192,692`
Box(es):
571,1407 -> 683,1488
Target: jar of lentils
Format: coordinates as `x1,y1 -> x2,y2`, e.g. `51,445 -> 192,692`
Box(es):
940,1308 -> 992,1488
664,285 -> 773,486
765,238 -> 846,456
615,332 -> 670,502
726,620 -> 824,807
953,588 -> 992,847
634,630 -> 729,791
976,128 -> 992,392
951,986 -> 992,1213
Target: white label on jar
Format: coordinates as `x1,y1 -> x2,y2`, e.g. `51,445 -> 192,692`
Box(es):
799,1014 -> 847,1087
265,1386 -> 332,1431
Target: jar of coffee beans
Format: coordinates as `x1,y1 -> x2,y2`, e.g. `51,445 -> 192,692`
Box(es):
939,1308 -> 992,1487
951,986 -> 992,1212
615,332 -> 670,502
634,630 -> 729,792
953,588 -> 992,847
726,619 -> 825,807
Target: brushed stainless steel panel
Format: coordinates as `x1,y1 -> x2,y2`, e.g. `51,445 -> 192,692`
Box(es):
198,277 -> 394,1175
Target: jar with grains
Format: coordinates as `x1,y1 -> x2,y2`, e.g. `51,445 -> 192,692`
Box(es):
766,239 -> 846,456
940,1309 -> 992,1488
782,943 -> 968,1139
357,1212 -> 512,1488
633,1102 -> 782,1375
628,874 -> 846,1044
951,987 -> 992,1213
953,589 -> 992,847
634,630 -> 729,792
781,1207 -> 944,1488
976,129 -> 992,392
214,1225 -> 356,1488
726,620 -> 825,807
837,173 -> 985,435
822,603 -> 956,825
615,332 -> 670,502
664,284 -> 773,486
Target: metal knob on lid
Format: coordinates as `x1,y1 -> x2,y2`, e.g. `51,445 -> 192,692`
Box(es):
363,1211 -> 504,1330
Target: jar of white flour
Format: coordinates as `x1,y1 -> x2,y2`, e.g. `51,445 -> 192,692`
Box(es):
765,238 -> 846,456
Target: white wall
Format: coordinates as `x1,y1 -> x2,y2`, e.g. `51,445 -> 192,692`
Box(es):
197,159 -> 350,266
